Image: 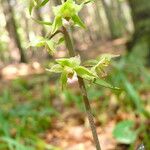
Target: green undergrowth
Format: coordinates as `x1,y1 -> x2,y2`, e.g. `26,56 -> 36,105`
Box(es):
0,55 -> 150,149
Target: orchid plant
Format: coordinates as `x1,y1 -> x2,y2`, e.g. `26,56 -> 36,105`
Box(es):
29,0 -> 119,149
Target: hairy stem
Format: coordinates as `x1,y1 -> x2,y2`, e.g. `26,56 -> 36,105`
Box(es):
62,26 -> 101,150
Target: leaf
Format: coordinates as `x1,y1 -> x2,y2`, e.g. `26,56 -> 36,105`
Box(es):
56,56 -> 81,68
32,18 -> 52,26
57,37 -> 65,45
60,71 -> 67,90
29,37 -> 56,55
46,64 -> 63,73
39,0 -> 49,7
93,78 -> 120,89
113,120 -> 137,144
28,37 -> 45,47
51,16 -> 62,34
29,0 -> 35,15
45,40 -> 56,55
74,66 -> 95,81
72,14 -> 86,28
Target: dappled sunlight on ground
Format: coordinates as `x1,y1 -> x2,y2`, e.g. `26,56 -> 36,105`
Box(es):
0,62 -> 44,80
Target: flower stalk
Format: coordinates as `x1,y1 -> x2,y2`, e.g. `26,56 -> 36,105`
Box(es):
62,26 -> 101,150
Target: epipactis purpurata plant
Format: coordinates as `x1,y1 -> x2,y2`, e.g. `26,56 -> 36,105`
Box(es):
29,0 -> 119,149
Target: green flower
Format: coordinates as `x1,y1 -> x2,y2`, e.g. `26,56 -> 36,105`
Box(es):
51,0 -> 86,33
46,56 -> 95,89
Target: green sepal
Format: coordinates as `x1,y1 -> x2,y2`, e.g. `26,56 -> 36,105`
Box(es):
60,71 -> 68,90
74,66 -> 96,81
71,15 -> 85,28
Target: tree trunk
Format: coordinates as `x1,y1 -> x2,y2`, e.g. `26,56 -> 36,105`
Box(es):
101,0 -> 123,39
1,0 -> 27,63
127,0 -> 150,65
101,0 -> 120,39
35,8 -> 46,36
94,0 -> 106,40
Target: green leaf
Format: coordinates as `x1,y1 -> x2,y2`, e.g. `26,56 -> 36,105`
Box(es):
32,18 -> 52,26
46,64 -> 63,73
74,66 -> 96,81
29,0 -> 36,15
39,0 -> 49,7
57,37 -> 65,45
56,56 -> 81,68
113,120 -> 137,144
51,16 -> 62,34
60,71 -> 68,90
29,37 -> 45,47
72,14 -> 85,28
29,37 -> 56,55
45,40 -> 56,55
93,78 -> 120,89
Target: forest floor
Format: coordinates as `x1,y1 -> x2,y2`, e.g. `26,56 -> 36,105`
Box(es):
0,76 -> 135,150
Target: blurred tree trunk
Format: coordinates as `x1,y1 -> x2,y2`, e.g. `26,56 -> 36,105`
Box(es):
94,0 -> 105,40
35,8 -> 46,36
101,0 -> 123,39
101,0 -> 117,39
1,0 -> 27,63
127,0 -> 150,64
115,0 -> 126,35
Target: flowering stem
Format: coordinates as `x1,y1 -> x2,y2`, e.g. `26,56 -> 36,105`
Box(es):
62,26 -> 101,150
